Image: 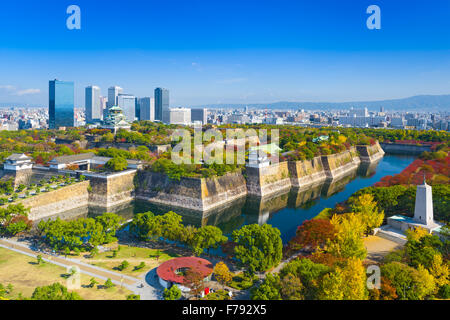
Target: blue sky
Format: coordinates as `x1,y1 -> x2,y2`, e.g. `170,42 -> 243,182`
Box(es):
0,0 -> 449,107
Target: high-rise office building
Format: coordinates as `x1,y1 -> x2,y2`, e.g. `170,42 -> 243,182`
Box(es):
169,107 -> 191,125
49,79 -> 74,129
135,97 -> 140,121
107,86 -> 123,108
138,97 -> 155,121
117,93 -> 136,122
191,108 -> 208,125
155,87 -> 169,123
85,86 -> 101,123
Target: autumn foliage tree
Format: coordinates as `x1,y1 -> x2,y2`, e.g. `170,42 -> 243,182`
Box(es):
184,269 -> 205,298
289,219 -> 337,251
327,213 -> 367,260
350,194 -> 384,236
213,262 -> 233,286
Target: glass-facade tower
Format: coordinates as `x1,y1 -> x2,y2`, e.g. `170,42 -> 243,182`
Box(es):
49,80 -> 74,129
85,85 -> 101,123
117,93 -> 136,122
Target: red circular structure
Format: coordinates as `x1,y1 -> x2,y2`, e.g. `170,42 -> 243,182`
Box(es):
157,257 -> 213,285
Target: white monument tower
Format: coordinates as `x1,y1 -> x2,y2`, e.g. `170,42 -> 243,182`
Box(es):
383,175 -> 443,241
413,175 -> 434,226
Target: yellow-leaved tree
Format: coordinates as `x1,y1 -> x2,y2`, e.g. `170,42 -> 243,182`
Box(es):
340,257 -> 368,300
327,213 -> 367,260
350,194 -> 384,236
405,226 -> 429,242
318,268 -> 344,300
414,265 -> 436,299
429,254 -> 449,288
213,261 -> 233,286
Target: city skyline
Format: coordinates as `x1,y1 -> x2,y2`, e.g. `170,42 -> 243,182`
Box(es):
0,0 -> 450,107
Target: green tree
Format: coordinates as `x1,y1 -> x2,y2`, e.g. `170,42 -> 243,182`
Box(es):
381,262 -> 435,300
251,273 -> 281,300
105,156 -> 128,172
163,285 -> 182,300
117,260 -> 130,271
189,226 -> 228,256
232,224 -> 283,274
134,262 -> 146,271
31,283 -> 82,300
279,258 -> 330,300
36,255 -> 44,265
104,278 -> 115,289
88,278 -> 98,288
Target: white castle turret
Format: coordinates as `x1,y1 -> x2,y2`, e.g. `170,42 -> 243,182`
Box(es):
413,176 -> 434,226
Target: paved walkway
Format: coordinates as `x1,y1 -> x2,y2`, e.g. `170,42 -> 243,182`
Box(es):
0,237 -> 162,300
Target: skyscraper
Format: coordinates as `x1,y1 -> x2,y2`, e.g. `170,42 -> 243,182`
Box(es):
155,87 -> 169,123
117,93 -> 136,122
49,79 -> 74,129
191,108 -> 208,125
107,86 -> 123,108
85,85 -> 101,123
138,97 -> 155,121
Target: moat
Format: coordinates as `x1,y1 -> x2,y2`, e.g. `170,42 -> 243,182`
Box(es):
51,154 -> 415,243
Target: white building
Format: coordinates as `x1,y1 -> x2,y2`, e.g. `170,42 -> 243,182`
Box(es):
169,107 -> 191,125
3,154 -> 33,171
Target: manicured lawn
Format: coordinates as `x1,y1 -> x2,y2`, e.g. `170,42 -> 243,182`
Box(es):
0,247 -> 132,300
77,244 -> 180,277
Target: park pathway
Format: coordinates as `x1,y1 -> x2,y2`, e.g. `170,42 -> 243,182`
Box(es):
0,237 -> 161,300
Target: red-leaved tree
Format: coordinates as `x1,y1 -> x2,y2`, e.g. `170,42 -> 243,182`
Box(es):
289,219 -> 337,251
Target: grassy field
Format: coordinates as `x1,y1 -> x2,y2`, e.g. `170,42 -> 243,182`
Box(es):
76,244 -> 180,277
0,247 -> 132,300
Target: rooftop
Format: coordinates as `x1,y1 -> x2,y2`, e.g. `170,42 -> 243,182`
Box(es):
6,153 -> 32,161
156,257 -> 213,284
49,152 -> 95,164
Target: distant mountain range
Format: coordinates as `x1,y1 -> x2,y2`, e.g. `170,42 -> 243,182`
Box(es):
2,94 -> 450,112
194,94 -> 450,112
